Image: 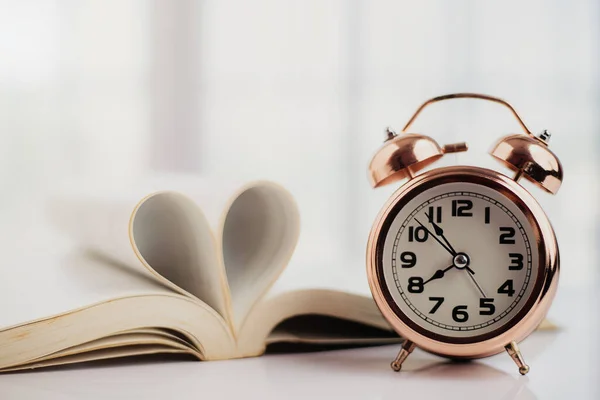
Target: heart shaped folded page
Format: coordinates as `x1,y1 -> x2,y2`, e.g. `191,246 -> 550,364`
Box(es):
129,180 -> 300,331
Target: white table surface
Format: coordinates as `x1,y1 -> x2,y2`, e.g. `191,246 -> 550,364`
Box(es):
0,288 -> 597,400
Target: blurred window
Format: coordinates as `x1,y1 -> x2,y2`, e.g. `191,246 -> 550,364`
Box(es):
2,0 -> 597,286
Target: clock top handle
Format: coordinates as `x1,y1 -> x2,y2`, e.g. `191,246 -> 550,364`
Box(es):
401,93 -> 533,135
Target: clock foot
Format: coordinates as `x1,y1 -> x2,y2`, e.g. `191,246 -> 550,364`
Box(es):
390,340 -> 416,372
505,341 -> 530,375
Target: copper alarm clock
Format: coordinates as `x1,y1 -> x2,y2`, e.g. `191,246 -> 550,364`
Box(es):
366,93 -> 562,375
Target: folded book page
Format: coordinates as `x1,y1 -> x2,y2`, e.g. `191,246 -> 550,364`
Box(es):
48,177 -> 301,332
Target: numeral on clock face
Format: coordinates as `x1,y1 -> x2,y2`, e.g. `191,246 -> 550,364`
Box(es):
499,227 -> 516,244
428,297 -> 444,314
428,206 -> 442,223
452,305 -> 469,322
508,253 -> 523,270
451,199 -> 473,217
497,279 -> 515,297
400,251 -> 417,268
479,298 -> 495,315
408,277 -> 424,293
408,226 -> 428,242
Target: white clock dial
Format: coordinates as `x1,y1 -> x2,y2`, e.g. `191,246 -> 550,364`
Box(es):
382,182 -> 539,338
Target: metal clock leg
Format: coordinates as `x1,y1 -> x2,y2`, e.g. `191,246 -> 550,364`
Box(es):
505,341 -> 530,375
391,340 -> 416,371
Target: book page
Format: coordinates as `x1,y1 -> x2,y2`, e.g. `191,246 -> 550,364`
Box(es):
48,176 -> 238,320
49,176 -> 302,332
0,224 -> 171,331
219,181 -> 300,327
0,220 -> 238,369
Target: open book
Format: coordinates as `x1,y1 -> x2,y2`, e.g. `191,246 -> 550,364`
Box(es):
0,180 -> 398,372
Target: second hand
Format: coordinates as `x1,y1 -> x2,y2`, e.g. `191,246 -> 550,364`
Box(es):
466,271 -> 487,297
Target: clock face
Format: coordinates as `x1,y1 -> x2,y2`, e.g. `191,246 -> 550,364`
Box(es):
381,181 -> 540,340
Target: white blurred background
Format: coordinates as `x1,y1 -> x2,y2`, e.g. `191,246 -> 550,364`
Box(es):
1,0 -> 597,288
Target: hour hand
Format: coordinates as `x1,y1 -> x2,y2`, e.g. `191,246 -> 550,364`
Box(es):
426,213 -> 444,236
423,265 -> 454,285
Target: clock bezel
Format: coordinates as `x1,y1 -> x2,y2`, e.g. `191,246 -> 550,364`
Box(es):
367,166 -> 559,358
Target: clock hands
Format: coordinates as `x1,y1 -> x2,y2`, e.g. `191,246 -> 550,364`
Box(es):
418,214 -> 477,275
424,212 -> 457,255
414,218 -> 455,256
453,253 -> 487,297
423,265 -> 454,285
416,212 -> 486,296
420,251 -> 487,296
466,270 -> 487,297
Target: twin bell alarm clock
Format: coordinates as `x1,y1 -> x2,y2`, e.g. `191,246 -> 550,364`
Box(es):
366,93 -> 562,375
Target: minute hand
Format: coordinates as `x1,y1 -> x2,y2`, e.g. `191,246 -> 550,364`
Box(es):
414,218 -> 455,256
424,212 -> 457,255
